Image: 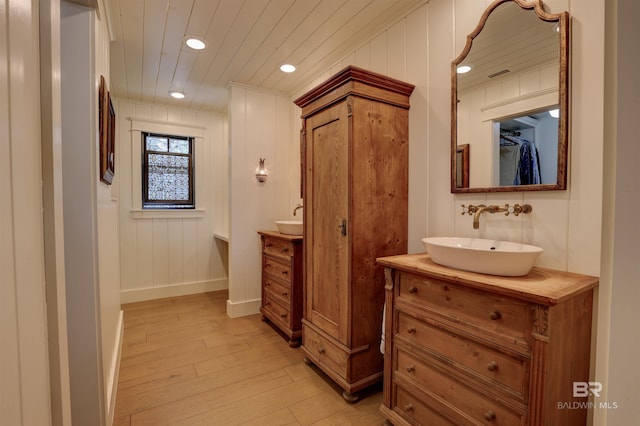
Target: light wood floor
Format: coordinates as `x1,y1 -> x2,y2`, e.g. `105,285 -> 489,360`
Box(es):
114,291 -> 385,426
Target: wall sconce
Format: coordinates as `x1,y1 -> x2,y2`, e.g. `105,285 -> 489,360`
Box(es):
255,158 -> 268,183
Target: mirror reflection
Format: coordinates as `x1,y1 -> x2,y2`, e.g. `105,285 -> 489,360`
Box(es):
451,0 -> 569,193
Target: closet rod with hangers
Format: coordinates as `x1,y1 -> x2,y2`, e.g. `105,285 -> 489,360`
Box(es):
500,134 -> 521,145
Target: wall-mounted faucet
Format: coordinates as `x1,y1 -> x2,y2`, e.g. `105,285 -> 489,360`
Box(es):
462,204 -> 532,229
293,203 -> 303,216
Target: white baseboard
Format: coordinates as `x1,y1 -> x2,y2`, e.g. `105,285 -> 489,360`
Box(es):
106,310 -> 123,426
120,278 -> 228,304
226,298 -> 261,318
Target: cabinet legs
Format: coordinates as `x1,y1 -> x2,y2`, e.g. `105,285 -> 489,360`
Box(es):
288,338 -> 301,348
302,355 -> 362,404
342,390 -> 359,403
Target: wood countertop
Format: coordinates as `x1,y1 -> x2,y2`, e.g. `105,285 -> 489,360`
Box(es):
257,230 -> 303,241
377,253 -> 599,306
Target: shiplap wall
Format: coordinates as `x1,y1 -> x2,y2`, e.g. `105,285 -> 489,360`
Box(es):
116,99 -> 228,302
0,0 -> 51,423
292,0 -> 603,276
227,84 -> 300,317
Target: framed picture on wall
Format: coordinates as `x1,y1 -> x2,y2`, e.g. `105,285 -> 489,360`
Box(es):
99,75 -> 115,184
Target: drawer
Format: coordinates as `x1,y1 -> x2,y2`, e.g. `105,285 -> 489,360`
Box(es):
394,384 -> 452,426
303,324 -> 348,378
263,293 -> 291,327
264,276 -> 291,305
398,272 -> 531,345
263,237 -> 294,260
395,348 -> 524,425
396,311 -> 528,399
264,257 -> 292,282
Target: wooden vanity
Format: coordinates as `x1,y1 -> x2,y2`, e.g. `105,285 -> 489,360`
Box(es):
258,231 -> 303,347
378,253 -> 598,426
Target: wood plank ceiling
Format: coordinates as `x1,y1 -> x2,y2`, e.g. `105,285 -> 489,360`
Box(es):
107,0 -> 426,112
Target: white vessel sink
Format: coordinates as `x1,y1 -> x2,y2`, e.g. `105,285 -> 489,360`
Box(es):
422,237 -> 543,276
275,220 -> 303,236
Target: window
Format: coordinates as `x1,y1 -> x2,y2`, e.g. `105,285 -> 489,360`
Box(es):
142,132 -> 194,209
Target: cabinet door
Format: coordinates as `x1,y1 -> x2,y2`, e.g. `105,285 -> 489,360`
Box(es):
304,101 -> 350,342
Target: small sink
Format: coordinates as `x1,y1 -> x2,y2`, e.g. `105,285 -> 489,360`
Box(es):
422,237 -> 543,276
275,220 -> 303,236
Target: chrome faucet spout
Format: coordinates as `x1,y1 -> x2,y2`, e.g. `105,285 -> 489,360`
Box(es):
293,204 -> 303,216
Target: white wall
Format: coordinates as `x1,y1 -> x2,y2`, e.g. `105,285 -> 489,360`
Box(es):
40,0 -> 73,423
116,99 -> 229,303
93,2 -> 123,422
599,0 -> 640,424
0,0 -> 53,424
227,84 -> 301,317
294,0 -> 602,273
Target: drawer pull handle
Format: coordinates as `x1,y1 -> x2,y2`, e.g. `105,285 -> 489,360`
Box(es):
408,286 -> 418,294
487,362 -> 498,372
403,404 -> 413,413
484,411 -> 496,421
318,347 -> 326,354
282,270 -> 289,275
405,365 -> 415,373
282,292 -> 288,297
490,311 -> 502,320
407,326 -> 416,334
281,248 -> 289,253
280,313 -> 287,318
265,243 -> 273,247
265,302 -> 271,307
265,282 -> 270,287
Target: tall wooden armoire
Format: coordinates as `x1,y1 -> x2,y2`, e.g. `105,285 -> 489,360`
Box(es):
294,66 -> 414,401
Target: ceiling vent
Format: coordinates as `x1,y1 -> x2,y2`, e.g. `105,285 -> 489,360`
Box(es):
488,69 -> 511,78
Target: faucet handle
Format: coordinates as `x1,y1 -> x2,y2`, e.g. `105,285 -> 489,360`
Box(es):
512,204 -> 532,216
461,204 -> 482,215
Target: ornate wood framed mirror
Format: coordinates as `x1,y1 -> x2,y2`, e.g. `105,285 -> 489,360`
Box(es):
451,0 -> 569,193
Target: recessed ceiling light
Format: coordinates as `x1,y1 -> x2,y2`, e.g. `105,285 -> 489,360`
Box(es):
280,64 -> 296,73
457,64 -> 472,74
185,37 -> 206,50
170,91 -> 185,99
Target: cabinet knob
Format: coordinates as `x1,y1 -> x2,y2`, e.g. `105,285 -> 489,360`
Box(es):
405,365 -> 415,373
265,302 -> 270,307
407,326 -> 416,334
282,270 -> 288,275
403,404 -> 413,413
487,361 -> 498,372
282,292 -> 288,297
489,311 -> 502,320
281,248 -> 289,253
265,243 -> 273,247
280,313 -> 287,318
484,411 -> 496,421
408,286 -> 418,294
318,347 -> 326,354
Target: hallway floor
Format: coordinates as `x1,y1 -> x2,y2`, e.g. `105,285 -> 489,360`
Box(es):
114,291 -> 385,425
